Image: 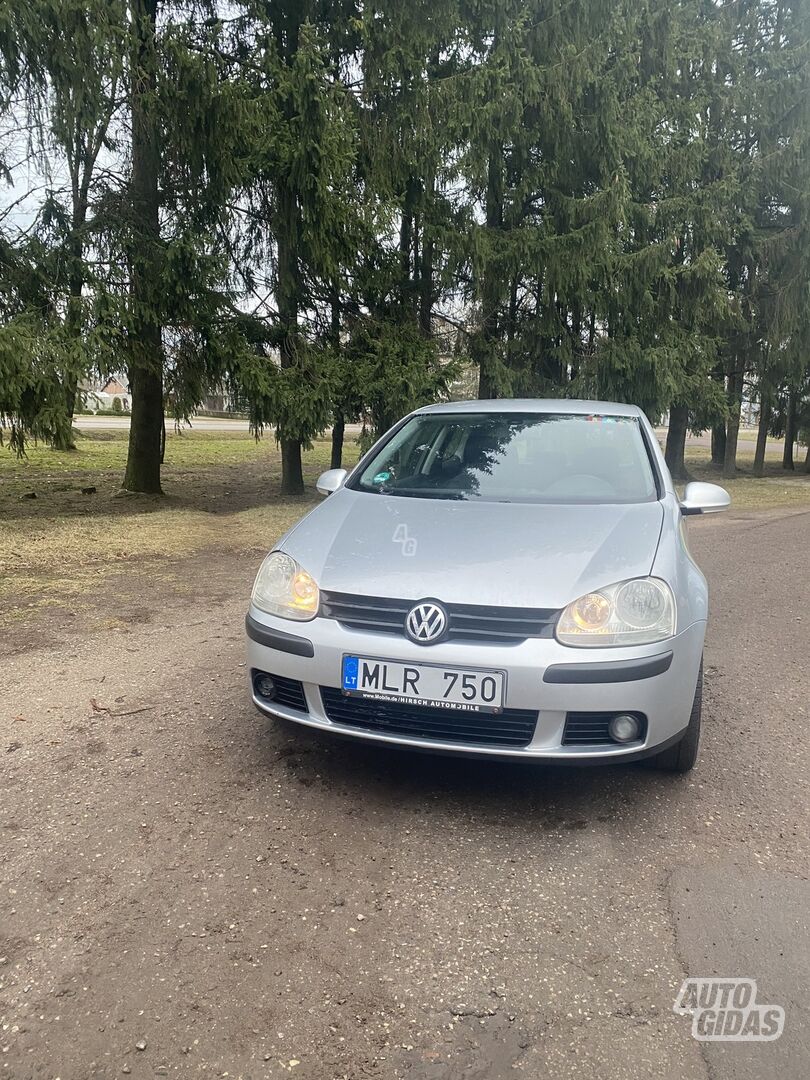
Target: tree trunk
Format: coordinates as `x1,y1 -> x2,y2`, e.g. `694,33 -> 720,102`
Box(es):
276,180 -> 304,496
418,196 -> 434,337
476,139 -> 504,400
804,441 -> 810,474
330,414 -> 345,470
59,272 -> 84,443
723,358 -> 744,478
123,0 -> 163,494
709,361 -> 727,465
664,403 -> 690,481
64,375 -> 78,429
52,249 -> 84,452
328,289 -> 344,471
125,361 -> 163,492
418,52 -> 439,336
400,176 -> 419,320
710,422 -> 726,466
753,393 -> 770,477
476,340 -> 496,400
281,438 -> 303,492
52,375 -> 78,452
782,391 -> 797,470
279,430 -> 303,496
53,350 -> 79,451
723,403 -> 741,478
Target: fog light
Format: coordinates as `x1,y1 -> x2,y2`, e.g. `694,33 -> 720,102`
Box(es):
608,713 -> 640,743
254,674 -> 276,700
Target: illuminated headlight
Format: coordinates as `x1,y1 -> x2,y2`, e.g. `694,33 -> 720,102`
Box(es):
556,577 -> 675,647
251,552 -> 319,621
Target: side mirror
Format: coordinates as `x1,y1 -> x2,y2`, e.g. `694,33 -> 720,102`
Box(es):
316,468 -> 348,496
680,481 -> 730,516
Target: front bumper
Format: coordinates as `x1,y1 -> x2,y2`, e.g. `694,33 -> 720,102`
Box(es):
245,608 -> 705,761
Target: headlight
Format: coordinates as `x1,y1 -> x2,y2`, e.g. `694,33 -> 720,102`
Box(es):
251,552 -> 319,621
556,577 -> 675,647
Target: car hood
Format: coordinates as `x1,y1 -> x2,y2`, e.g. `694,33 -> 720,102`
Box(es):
281,490 -> 664,610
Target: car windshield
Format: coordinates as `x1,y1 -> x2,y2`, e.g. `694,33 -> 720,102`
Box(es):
351,411 -> 658,504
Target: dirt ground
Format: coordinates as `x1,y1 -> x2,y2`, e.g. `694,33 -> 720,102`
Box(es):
0,433 -> 360,646
1,438 -> 810,1079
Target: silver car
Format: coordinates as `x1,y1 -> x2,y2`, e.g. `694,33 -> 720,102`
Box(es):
245,400 -> 729,772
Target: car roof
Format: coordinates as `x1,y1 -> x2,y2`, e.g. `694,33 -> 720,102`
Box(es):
415,398 -> 644,418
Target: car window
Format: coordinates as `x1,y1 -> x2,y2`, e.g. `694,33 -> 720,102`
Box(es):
351,412 -> 658,504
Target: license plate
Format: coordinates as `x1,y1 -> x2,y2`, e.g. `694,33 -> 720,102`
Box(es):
341,655 -> 505,713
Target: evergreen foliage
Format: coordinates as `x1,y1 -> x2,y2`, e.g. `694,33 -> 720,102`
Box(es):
0,0 -> 808,486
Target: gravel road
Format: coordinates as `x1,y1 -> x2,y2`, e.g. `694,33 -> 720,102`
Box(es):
1,507 -> 808,1079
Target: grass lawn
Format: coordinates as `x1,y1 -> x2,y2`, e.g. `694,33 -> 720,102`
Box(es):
682,448 -> 810,510
1,427 -> 808,632
0,429 -> 360,630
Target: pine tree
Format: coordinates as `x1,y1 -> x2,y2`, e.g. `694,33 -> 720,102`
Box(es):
2,0 -> 808,479
120,0 -> 163,492
226,2 -> 359,494
0,232 -> 71,452
710,0 -> 809,477
118,1 -> 272,492
0,0 -> 125,451
606,0 -> 735,479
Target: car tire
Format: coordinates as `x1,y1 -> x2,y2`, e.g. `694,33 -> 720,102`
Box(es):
648,659 -> 703,773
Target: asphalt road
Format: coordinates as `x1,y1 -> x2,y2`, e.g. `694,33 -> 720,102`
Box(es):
1,507 -> 808,1079
73,415 -> 786,456
74,415 -> 254,432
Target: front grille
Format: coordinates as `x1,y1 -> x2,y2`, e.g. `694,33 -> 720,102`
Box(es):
252,670 -> 308,712
562,711 -> 647,746
320,591 -> 559,645
320,687 -> 538,747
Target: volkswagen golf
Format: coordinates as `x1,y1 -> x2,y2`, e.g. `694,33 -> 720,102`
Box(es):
245,400 -> 729,772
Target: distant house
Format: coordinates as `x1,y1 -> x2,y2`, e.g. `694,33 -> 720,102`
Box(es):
197,389 -> 242,415
81,391 -> 131,412
101,377 -> 129,397
79,375 -> 131,413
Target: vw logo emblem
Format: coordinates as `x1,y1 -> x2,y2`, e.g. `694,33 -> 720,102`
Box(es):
406,601 -> 448,644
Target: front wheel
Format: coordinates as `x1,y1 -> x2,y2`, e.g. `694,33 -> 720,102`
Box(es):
648,659 -> 703,773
